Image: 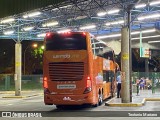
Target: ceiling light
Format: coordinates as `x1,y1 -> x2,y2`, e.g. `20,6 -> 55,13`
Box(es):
150,1 -> 160,6
4,30 -> 14,35
75,15 -> 87,20
135,3 -> 146,9
107,9 -> 120,14
97,12 -> 107,16
57,29 -> 71,33
22,26 -> 34,31
96,28 -> 156,39
105,20 -> 124,26
37,33 -> 46,37
138,13 -> 160,20
1,18 -> 15,23
96,34 -> 121,39
59,5 -> 73,9
23,11 -> 41,18
80,25 -> 96,30
148,40 -> 160,43
132,35 -> 160,40
42,21 -> 58,27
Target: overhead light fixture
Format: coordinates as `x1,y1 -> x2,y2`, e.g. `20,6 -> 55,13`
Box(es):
97,12 -> 107,16
132,35 -> 160,40
75,15 -> 87,20
96,28 -> 156,39
42,21 -> 58,27
3,30 -> 14,35
107,9 -> 120,14
37,33 -> 46,37
142,28 -> 156,33
23,11 -> 41,18
105,20 -> 124,26
1,18 -> 15,23
135,3 -> 146,9
59,5 -> 73,9
22,26 -> 34,31
138,13 -> 160,20
148,40 -> 160,43
150,1 -> 160,6
57,29 -> 71,33
96,34 -> 121,39
52,8 -> 59,11
80,25 -> 96,30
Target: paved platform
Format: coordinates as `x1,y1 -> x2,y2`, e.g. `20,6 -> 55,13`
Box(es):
0,90 -> 43,98
105,90 -> 160,107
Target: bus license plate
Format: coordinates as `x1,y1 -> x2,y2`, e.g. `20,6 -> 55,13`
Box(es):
57,84 -> 76,89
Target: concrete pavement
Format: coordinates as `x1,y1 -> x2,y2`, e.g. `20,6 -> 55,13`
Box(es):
105,89 -> 160,107
0,90 -> 43,98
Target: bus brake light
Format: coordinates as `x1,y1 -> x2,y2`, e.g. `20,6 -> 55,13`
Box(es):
43,77 -> 48,88
46,33 -> 51,37
83,32 -> 86,36
84,76 -> 92,94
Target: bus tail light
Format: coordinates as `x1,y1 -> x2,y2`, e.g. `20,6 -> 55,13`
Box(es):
43,77 -> 48,88
83,76 -> 92,94
43,77 -> 50,94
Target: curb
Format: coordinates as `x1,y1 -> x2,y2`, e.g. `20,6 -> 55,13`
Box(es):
0,91 -> 40,94
2,94 -> 41,99
105,97 -> 160,107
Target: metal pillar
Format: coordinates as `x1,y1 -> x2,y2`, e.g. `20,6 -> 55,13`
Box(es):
145,58 -> 149,77
15,42 -> 22,96
121,27 -> 131,103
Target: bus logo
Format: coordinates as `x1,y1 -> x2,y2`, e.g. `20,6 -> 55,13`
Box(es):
53,54 -> 70,58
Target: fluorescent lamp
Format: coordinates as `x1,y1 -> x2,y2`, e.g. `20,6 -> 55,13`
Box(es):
42,21 -> 58,27
37,33 -> 46,37
23,11 -> 41,18
96,28 -> 156,39
105,20 -> 124,26
22,26 -> 34,31
57,29 -> 71,33
132,35 -> 160,40
59,5 -> 73,9
80,25 -> 96,30
4,30 -> 14,35
142,28 -> 156,33
97,12 -> 107,16
135,3 -> 146,9
150,1 -> 160,6
138,13 -> 160,20
131,31 -> 140,35
75,15 -> 87,20
96,34 -> 121,39
1,18 -> 15,23
148,40 -> 160,43
52,8 -> 58,11
107,9 -> 120,14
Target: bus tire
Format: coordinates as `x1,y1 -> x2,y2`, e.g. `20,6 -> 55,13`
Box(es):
56,105 -> 63,109
98,93 -> 103,105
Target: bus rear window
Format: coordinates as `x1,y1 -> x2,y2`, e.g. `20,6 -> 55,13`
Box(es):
45,33 -> 87,50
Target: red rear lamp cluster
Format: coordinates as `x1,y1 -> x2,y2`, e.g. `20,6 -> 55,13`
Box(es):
83,32 -> 86,36
84,76 -> 92,94
46,33 -> 51,37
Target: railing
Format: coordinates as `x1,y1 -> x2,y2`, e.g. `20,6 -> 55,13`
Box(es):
0,74 -> 43,91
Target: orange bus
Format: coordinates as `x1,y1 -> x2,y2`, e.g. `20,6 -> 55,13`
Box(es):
43,32 -> 119,108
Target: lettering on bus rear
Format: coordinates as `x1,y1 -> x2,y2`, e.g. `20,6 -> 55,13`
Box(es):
53,54 -> 70,58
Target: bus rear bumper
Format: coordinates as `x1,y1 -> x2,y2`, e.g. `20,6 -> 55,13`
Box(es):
44,94 -> 94,105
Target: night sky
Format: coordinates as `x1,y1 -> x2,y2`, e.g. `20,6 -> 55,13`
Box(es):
0,0 -> 64,18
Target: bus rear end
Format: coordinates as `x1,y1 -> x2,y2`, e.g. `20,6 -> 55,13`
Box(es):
43,32 -> 94,106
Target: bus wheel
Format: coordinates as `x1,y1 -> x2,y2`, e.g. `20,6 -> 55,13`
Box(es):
98,93 -> 103,105
56,105 -> 63,109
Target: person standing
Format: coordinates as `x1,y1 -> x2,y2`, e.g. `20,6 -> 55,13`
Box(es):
116,74 -> 121,98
